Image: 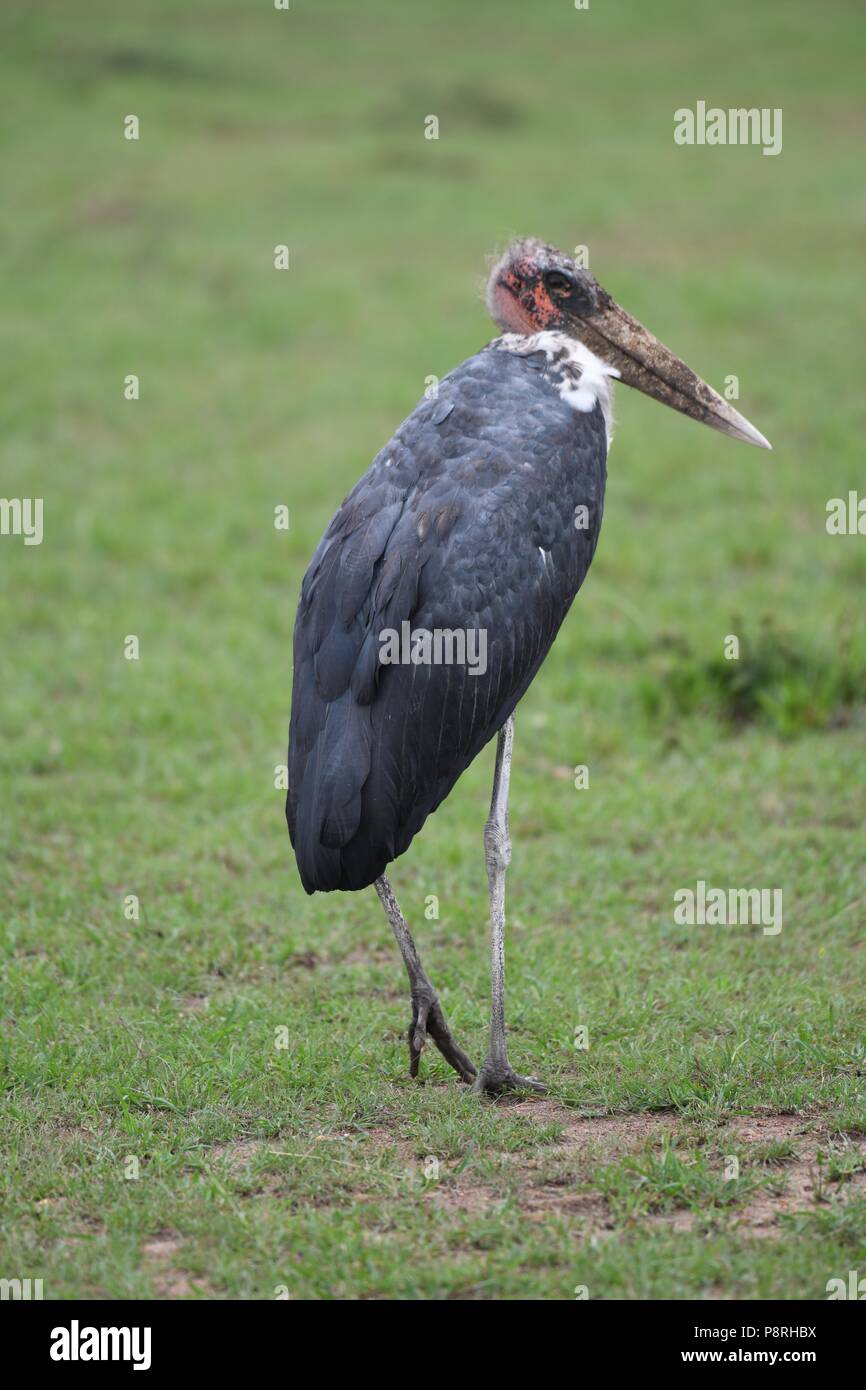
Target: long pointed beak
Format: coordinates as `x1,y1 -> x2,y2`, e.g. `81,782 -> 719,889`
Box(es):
573,290 -> 772,450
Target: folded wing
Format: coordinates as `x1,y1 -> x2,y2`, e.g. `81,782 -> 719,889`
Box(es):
287,344 -> 607,892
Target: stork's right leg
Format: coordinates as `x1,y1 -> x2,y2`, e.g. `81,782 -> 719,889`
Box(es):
375,873 -> 476,1083
473,715 -> 546,1096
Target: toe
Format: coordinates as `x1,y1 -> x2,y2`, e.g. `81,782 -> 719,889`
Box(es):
473,1065 -> 547,1096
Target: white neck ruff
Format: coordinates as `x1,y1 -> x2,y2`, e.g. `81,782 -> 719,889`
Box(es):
492,330 -> 618,447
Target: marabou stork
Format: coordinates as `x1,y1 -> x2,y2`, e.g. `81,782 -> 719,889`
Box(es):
287,238 -> 771,1095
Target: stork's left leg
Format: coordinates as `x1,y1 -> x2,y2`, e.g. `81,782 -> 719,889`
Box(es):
473,714 -> 546,1096
375,873 -> 476,1083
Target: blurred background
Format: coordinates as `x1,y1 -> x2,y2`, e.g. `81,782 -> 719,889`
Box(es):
1,0 -> 864,1299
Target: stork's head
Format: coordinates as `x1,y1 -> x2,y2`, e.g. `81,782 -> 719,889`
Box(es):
486,238 -> 771,449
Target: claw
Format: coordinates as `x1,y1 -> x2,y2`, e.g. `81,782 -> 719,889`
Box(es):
472,1063 -> 547,1097
407,989 -> 476,1083
411,996 -> 431,1058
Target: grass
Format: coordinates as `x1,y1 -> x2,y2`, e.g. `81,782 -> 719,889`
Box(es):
1,0 -> 865,1299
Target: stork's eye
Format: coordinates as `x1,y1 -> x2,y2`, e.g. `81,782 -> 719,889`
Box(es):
545,270 -> 575,298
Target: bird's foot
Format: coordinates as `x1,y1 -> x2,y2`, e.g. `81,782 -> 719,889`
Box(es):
471,1058 -> 547,1097
408,984 -> 477,1083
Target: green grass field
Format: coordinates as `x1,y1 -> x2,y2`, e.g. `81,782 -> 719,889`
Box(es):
1,0 -> 865,1300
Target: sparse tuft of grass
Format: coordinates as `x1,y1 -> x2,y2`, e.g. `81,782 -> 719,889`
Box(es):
638,620 -> 864,736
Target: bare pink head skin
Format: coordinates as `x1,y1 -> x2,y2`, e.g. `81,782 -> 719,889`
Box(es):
486,238 -> 771,449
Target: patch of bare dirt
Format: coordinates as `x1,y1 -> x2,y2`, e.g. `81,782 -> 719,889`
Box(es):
359,1102 -> 678,1226
55,1214 -> 108,1249
341,944 -> 403,969
431,1182 -> 501,1215
285,950 -> 319,970
363,1103 -> 866,1236
142,1232 -> 182,1259
523,1101 -> 679,1150
725,1115 -> 866,1236
462,1104 -> 678,1226
142,1230 -> 211,1300
209,1137 -> 267,1170
191,1102 -> 864,1239
522,1187 -> 610,1222
179,994 -> 209,1013
728,1114 -> 810,1143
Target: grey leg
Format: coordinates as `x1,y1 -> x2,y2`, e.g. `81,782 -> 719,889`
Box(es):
473,714 -> 546,1096
375,873 -> 476,1083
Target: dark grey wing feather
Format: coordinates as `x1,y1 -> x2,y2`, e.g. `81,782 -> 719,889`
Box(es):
287,345 -> 607,892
